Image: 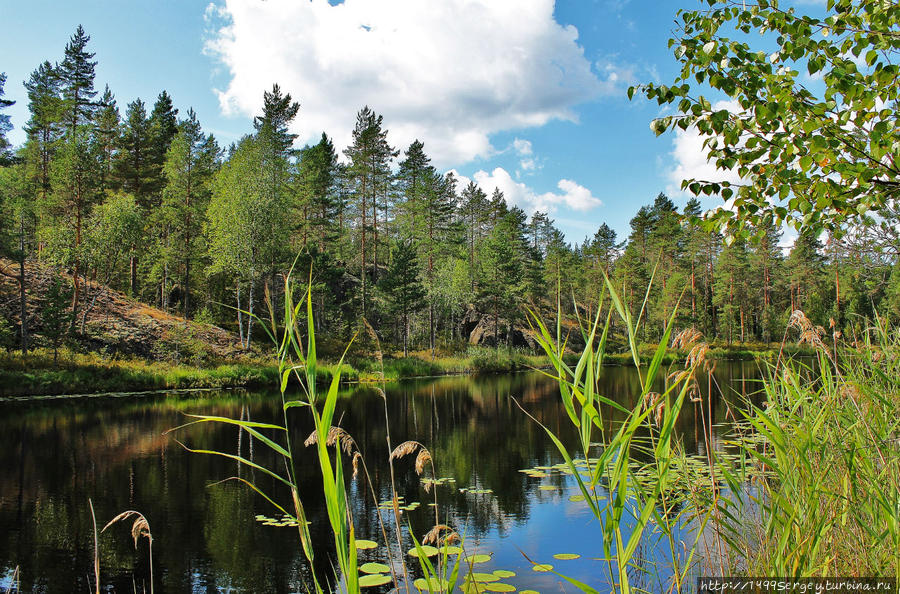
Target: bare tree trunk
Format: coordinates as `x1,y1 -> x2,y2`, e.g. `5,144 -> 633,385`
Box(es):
236,282 -> 245,349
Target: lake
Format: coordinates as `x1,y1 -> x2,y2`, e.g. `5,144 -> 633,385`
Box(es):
0,362 -> 764,593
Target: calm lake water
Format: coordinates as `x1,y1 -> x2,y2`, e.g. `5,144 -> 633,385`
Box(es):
0,363 -> 764,593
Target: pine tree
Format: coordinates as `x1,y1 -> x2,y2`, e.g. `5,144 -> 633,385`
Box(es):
95,85 -> 120,190
42,271 -> 74,365
379,239 -> 426,356
0,73 -> 15,164
23,62 -> 63,199
45,125 -> 101,312
343,106 -> 396,319
147,91 -> 179,203
459,181 -> 489,290
296,133 -> 339,251
159,109 -> 219,318
58,25 -> 98,133
116,99 -> 153,206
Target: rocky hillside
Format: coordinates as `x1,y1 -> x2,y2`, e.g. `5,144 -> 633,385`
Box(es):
0,258 -> 246,362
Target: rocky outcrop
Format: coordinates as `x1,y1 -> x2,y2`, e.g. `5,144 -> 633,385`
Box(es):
0,258 -> 245,361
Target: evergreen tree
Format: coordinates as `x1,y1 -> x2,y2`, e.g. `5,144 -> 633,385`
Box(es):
45,125 -> 101,311
58,25 -> 98,133
158,109 -> 219,318
714,237 -> 751,343
42,271 -> 74,365
0,73 -> 15,164
459,181 -> 490,290
116,99 -> 153,206
343,106 -> 396,319
147,91 -> 179,202
23,61 -> 63,199
379,239 -> 426,356
95,85 -> 120,190
296,133 -> 339,251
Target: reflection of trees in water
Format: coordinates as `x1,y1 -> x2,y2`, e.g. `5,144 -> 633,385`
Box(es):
0,363 -> 765,591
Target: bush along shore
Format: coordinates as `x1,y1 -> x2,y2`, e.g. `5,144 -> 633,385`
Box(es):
0,342 -> 816,397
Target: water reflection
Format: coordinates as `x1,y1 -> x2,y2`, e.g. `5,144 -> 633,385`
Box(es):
0,362 -> 764,592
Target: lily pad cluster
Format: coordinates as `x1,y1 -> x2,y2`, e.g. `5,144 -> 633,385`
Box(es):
253,514 -> 308,527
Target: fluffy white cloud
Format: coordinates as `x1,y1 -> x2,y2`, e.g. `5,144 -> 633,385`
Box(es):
206,0 -> 605,167
665,99 -> 744,195
452,167 -> 602,214
512,138 -> 533,156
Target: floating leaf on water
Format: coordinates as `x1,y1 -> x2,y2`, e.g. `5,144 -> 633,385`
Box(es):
440,545 -> 462,555
527,472 -> 549,478
360,562 -> 390,574
568,495 -> 586,502
538,485 -> 556,491
414,577 -> 450,591
484,584 -> 515,592
519,590 -> 541,594
461,583 -> 488,594
532,564 -> 553,572
356,539 -> 378,550
469,553 -> 491,564
552,553 -> 580,560
359,573 -> 391,587
492,570 -> 516,578
467,572 -> 500,583
407,545 -> 439,558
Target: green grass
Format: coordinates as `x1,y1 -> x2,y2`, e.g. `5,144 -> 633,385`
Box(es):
0,348 -> 281,396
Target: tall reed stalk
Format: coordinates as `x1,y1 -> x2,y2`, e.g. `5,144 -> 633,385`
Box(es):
526,270 -> 710,592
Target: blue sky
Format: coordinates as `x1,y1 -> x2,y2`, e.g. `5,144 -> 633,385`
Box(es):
0,0 -> 764,244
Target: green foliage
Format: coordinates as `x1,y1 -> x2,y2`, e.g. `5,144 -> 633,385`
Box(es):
634,0 -> 900,236
42,271 -> 74,363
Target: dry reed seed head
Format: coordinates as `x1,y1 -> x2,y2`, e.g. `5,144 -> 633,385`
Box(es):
352,451 -> 362,479
303,431 -> 318,448
686,343 -> 710,371
642,392 -> 665,426
390,440 -> 421,461
672,328 -> 703,350
326,427 -> 356,455
422,524 -> 453,545
414,448 -> 432,476
789,310 -> 813,332
101,511 -> 151,548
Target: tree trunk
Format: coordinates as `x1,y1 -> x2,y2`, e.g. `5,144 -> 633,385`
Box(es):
236,282 -> 245,348
18,222 -> 29,354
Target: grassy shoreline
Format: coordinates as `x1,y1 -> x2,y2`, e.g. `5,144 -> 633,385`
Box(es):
0,343 -> 815,397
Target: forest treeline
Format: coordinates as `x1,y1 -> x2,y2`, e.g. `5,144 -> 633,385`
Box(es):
1,26 -> 899,358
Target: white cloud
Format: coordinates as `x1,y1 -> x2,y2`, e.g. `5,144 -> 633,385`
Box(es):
512,138 -> 533,156
452,167 -> 602,214
206,0 -> 605,167
665,99 -> 744,195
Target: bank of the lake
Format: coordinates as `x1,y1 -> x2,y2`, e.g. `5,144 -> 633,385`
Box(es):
0,343 -> 814,397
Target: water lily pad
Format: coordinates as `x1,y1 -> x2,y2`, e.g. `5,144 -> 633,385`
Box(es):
360,562 -> 390,574
552,553 -> 580,560
538,485 -> 556,491
532,564 -> 553,572
468,553 -> 491,563
467,572 -> 500,583
407,545 -> 439,557
359,573 -> 391,587
519,590 -> 541,594
568,495 -> 585,502
484,584 -> 515,592
440,545 -> 463,555
492,570 -> 516,578
356,539 -> 378,550
414,577 -> 450,591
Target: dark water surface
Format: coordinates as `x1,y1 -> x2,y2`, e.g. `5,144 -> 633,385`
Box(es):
0,363 -> 764,593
